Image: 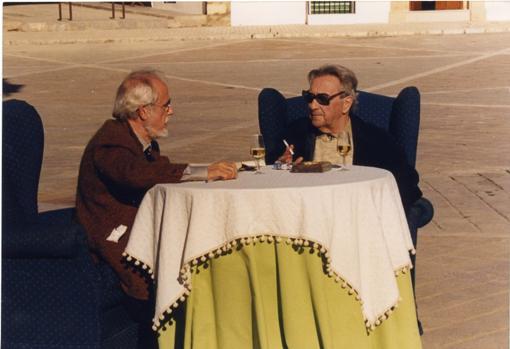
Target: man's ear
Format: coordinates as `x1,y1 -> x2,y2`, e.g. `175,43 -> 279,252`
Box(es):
137,105 -> 149,121
342,96 -> 353,115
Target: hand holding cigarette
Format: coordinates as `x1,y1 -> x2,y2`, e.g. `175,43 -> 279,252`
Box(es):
277,139 -> 302,165
283,139 -> 295,155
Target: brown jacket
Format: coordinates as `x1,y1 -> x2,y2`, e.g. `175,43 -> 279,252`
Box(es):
76,119 -> 187,300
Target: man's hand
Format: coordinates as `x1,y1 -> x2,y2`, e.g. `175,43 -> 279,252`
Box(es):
278,144 -> 303,165
207,161 -> 238,182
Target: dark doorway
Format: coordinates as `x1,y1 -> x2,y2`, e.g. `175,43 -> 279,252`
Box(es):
410,1 -> 464,11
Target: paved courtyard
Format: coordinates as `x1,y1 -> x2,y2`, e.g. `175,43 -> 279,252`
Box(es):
3,31 -> 510,348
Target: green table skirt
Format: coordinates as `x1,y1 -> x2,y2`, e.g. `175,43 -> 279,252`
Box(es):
158,241 -> 422,349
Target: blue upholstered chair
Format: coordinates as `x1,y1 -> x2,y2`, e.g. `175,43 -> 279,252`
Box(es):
258,87 -> 434,288
2,100 -> 138,349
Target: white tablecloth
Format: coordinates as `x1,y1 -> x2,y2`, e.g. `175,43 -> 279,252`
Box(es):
124,165 -> 414,330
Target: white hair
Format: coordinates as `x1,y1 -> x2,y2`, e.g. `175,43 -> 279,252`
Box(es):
112,69 -> 164,120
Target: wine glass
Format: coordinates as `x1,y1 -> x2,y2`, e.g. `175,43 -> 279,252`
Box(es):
336,131 -> 351,170
250,134 -> 266,174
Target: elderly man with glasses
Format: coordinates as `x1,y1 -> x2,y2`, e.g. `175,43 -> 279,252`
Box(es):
76,69 -> 237,349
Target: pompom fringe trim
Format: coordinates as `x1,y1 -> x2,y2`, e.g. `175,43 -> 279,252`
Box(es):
123,235 -> 414,332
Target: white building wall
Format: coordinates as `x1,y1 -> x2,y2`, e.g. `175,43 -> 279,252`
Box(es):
308,1 -> 391,25
231,2 -> 307,26
231,1 -> 391,26
485,1 -> 510,21
230,1 -> 510,26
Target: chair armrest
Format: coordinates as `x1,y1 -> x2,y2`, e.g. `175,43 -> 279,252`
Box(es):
407,197 -> 434,229
38,207 -> 76,226
2,222 -> 87,259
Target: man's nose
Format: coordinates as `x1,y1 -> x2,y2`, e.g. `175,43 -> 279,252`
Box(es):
311,97 -> 321,108
309,99 -> 320,110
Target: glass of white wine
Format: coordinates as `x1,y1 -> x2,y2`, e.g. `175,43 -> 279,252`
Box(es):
250,134 -> 266,174
337,131 -> 351,170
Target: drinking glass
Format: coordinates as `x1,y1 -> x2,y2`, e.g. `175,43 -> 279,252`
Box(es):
250,134 -> 266,174
336,131 -> 351,170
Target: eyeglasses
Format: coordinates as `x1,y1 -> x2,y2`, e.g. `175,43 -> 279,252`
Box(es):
302,90 -> 348,106
147,98 -> 172,111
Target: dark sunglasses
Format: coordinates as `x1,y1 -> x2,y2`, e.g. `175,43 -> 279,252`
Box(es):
302,90 -> 348,106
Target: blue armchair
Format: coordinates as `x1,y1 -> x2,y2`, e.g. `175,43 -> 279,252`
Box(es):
258,87 -> 434,288
2,100 -> 138,349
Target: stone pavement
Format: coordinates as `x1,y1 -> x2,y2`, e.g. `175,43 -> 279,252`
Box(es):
3,8 -> 510,349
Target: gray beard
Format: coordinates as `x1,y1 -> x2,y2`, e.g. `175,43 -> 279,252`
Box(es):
145,125 -> 168,139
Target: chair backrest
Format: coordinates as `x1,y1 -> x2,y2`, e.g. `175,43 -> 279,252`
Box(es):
258,87 -> 420,167
2,99 -> 44,227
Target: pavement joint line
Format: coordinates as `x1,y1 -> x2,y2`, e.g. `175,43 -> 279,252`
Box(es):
163,73 -> 266,93
421,102 -> 510,109
416,289 -> 446,301
421,239 -> 508,255
365,47 -> 510,92
420,85 -> 510,95
97,39 -> 250,64
450,174 -> 510,223
418,283 -> 506,303
5,52 -> 271,95
441,327 -> 510,349
422,177 -> 483,233
166,119 -> 259,150
444,253 -> 509,263
422,289 -> 509,315
425,232 -> 510,238
423,167 -> 510,176
4,53 -> 78,67
418,255 -> 507,271
4,52 -> 278,94
419,245 -> 509,263
274,37 -> 471,55
426,316 -> 508,338
103,52 -> 476,66
417,181 -> 444,231
5,65 -> 88,79
477,173 -> 506,191
3,53 -> 118,77
429,218 -> 444,231
42,61 -> 131,76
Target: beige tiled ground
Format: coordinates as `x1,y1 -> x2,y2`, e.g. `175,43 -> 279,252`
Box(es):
3,24 -> 510,348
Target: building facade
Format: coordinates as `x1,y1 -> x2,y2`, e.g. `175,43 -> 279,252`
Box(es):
229,1 -> 510,26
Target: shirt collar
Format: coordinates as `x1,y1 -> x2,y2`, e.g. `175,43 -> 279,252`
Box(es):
131,126 -> 152,151
315,119 -> 352,141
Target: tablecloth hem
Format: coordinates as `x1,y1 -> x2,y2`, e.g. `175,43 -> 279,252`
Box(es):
125,234 -> 412,332
121,251 -> 155,280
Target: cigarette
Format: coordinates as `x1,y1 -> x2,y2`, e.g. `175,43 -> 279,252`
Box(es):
283,139 -> 295,155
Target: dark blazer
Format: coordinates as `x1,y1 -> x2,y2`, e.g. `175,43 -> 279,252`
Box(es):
76,119 -> 187,300
285,115 -> 422,210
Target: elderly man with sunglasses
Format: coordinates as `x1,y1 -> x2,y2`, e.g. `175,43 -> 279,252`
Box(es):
76,69 -> 237,349
280,64 -> 422,211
